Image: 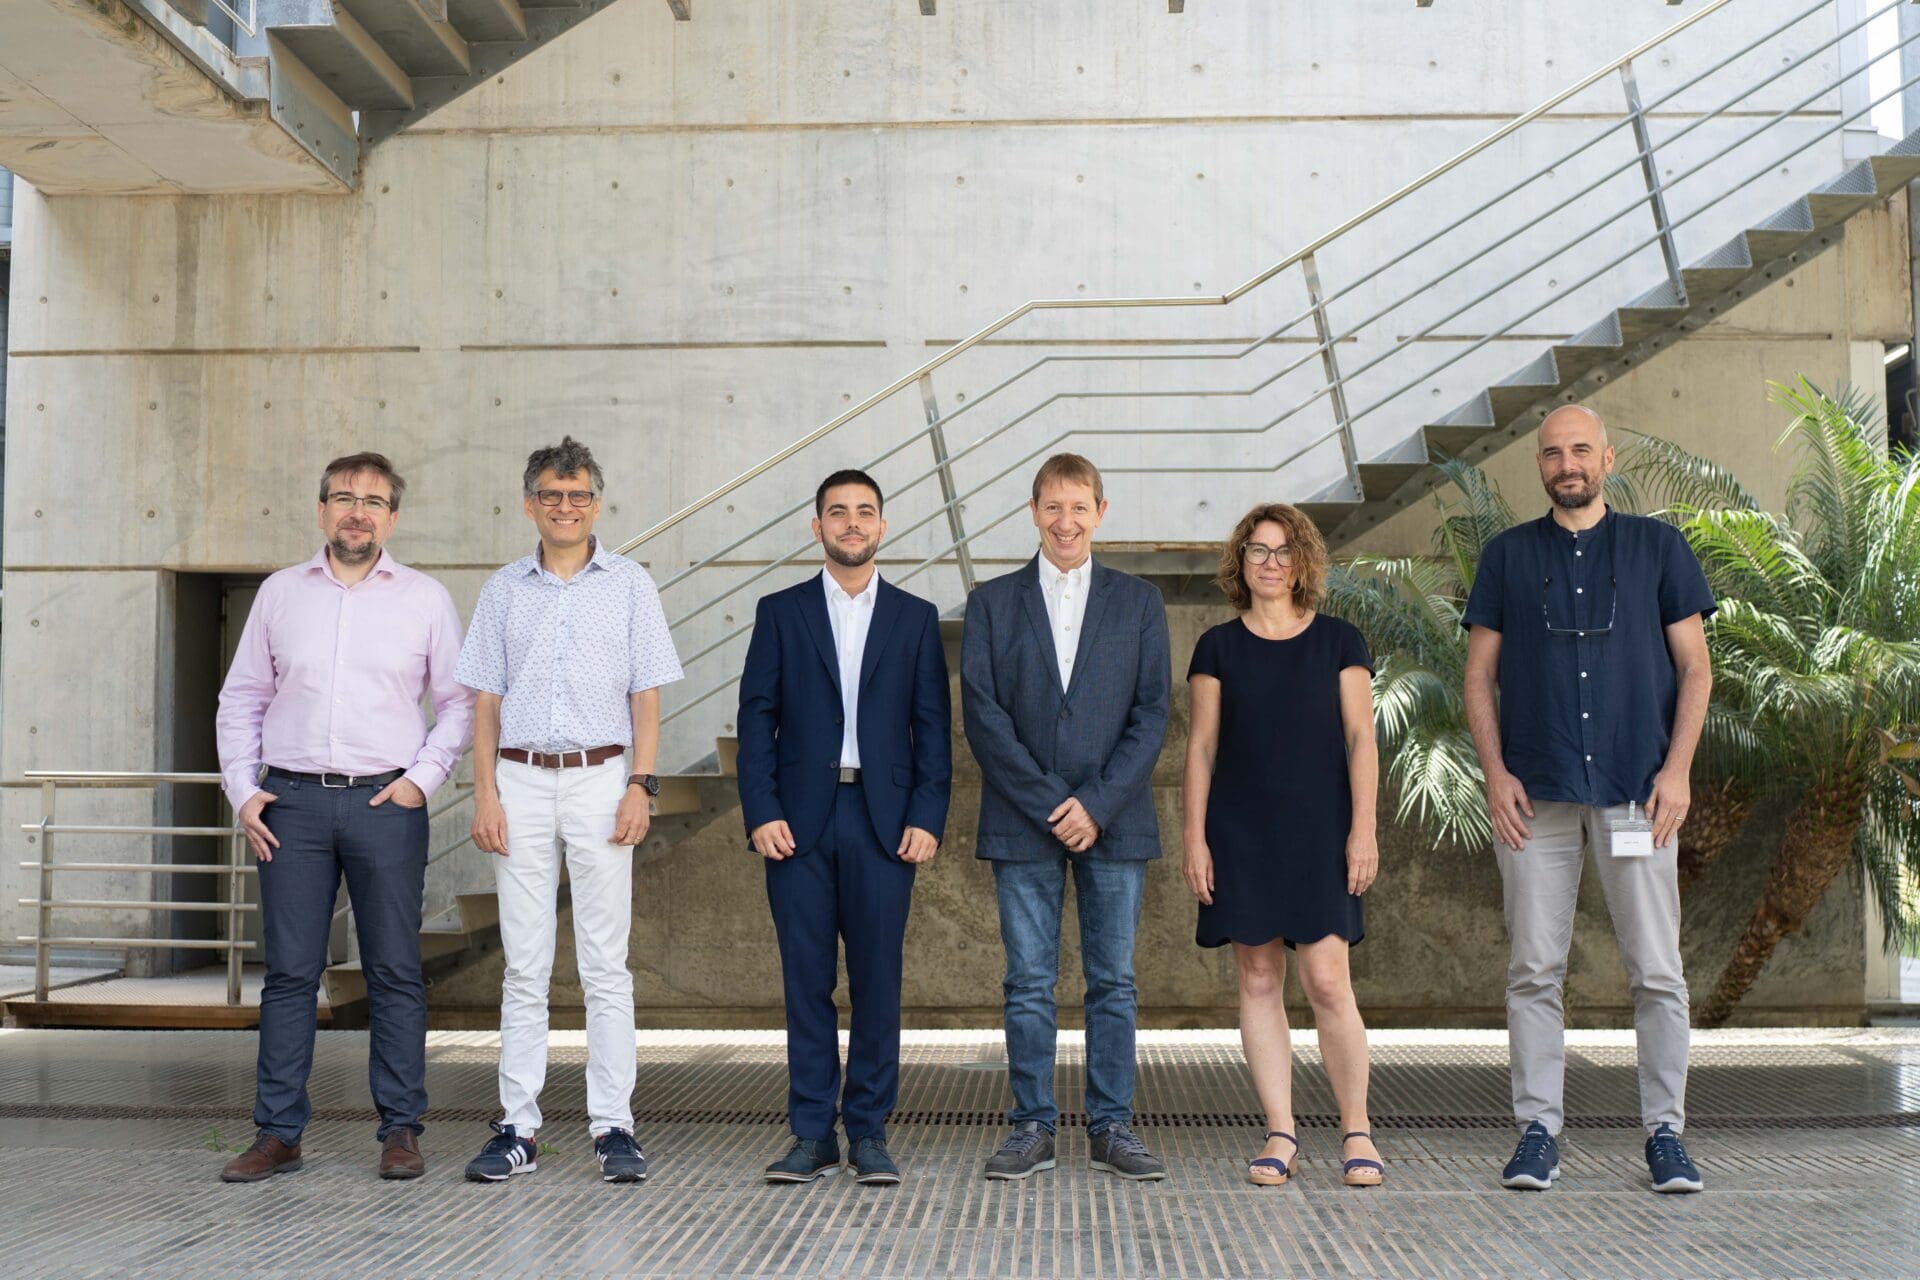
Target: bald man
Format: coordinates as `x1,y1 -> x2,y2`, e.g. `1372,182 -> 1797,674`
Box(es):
1462,405 -> 1715,1195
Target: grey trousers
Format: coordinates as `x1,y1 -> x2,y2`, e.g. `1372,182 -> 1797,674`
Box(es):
1495,801 -> 1689,1134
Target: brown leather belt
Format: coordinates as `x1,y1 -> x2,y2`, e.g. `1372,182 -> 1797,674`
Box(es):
499,745 -> 625,770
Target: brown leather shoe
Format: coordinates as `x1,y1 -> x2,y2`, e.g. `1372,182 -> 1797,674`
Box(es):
220,1134 -> 303,1183
380,1128 -> 426,1180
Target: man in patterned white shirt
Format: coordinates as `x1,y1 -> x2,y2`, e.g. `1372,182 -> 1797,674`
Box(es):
453,436 -> 683,1186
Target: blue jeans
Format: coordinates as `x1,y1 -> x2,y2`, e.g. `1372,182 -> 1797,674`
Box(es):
992,854 -> 1147,1133
254,773 -> 429,1144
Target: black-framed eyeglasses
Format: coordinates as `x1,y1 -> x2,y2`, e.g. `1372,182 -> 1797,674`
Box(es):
1542,575 -> 1616,637
534,489 -> 597,508
1242,542 -> 1296,566
326,492 -> 391,513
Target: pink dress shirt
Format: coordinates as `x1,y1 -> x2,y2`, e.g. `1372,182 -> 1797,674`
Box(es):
216,547 -> 475,811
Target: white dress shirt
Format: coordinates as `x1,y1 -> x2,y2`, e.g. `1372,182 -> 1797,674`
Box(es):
823,568 -> 880,768
1038,556 -> 1092,690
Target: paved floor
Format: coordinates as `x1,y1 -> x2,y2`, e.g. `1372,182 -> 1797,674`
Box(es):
0,1027 -> 1915,1279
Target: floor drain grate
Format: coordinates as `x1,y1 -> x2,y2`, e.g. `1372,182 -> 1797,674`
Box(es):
6,1101 -> 1915,1130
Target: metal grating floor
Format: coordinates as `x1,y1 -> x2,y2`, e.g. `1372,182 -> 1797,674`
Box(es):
1,1028 -> 1916,1278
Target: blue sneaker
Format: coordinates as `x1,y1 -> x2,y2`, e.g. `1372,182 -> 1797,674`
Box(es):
594,1128 -> 648,1183
1645,1123 -> 1703,1193
464,1122 -> 538,1183
1500,1121 -> 1559,1190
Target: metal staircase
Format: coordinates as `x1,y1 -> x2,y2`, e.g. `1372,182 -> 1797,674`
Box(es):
603,0 -> 1920,769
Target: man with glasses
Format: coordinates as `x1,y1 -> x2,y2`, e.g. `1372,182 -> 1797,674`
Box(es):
216,452 -> 473,1182
454,436 -> 683,1185
1463,404 -> 1715,1195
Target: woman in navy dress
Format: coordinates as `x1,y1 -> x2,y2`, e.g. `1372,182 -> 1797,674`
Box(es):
1182,502 -> 1384,1188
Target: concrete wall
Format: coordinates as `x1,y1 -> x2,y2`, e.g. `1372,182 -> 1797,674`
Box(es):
0,1 -> 1899,1018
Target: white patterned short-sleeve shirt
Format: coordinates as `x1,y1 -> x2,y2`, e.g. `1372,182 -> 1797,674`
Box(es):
455,538 -> 684,753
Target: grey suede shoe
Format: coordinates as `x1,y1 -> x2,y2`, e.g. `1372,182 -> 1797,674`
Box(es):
765,1135 -> 841,1183
983,1121 -> 1057,1180
1088,1123 -> 1166,1181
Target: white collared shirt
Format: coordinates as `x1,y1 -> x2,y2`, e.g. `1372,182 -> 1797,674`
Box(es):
1038,556 -> 1092,690
822,568 -> 880,768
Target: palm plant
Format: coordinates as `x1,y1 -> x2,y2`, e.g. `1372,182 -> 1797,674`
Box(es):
1630,379 -> 1920,1026
1325,457 -> 1508,851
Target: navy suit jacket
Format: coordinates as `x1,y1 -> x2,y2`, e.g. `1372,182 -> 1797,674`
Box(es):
960,555 -> 1170,861
736,573 -> 952,858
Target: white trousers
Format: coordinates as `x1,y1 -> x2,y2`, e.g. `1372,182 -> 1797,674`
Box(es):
493,757 -> 635,1136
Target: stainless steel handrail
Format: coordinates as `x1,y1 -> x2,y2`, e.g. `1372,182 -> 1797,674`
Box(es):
17,771 -> 473,1007
613,0 -> 1739,560
633,0 -> 1920,729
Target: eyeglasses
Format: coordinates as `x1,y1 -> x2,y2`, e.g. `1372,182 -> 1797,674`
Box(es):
1542,575 -> 1616,637
1242,543 -> 1296,566
534,489 -> 598,508
326,492 -> 392,513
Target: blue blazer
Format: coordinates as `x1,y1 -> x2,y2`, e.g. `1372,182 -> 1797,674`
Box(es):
736,574 -> 952,857
960,556 -> 1170,861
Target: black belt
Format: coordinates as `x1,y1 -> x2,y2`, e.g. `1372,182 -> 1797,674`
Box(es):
266,766 -> 406,789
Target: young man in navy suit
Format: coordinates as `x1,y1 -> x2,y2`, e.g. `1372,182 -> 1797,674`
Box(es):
736,469 -> 952,1186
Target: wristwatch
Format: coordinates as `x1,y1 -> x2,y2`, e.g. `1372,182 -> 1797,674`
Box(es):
628,773 -> 661,796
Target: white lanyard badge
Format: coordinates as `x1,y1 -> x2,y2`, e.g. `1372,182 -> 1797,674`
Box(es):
1611,801 -> 1654,858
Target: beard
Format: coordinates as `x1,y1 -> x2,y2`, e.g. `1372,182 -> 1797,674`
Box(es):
1546,472 -> 1603,510
825,537 -> 879,569
329,527 -> 380,565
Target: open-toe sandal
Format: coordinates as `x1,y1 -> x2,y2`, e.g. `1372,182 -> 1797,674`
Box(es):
1341,1130 -> 1384,1187
1248,1130 -> 1299,1187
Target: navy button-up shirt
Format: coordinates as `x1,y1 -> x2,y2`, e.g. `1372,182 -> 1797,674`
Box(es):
1462,509 -> 1715,807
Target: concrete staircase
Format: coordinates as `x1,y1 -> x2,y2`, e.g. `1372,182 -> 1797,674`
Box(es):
1298,131 -> 1920,550
0,0 -> 645,192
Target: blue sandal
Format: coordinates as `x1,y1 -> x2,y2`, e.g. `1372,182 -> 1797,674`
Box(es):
1341,1130 -> 1384,1186
1248,1130 -> 1298,1186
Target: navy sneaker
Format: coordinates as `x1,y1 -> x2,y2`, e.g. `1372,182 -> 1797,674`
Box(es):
464,1122 -> 538,1183
1645,1123 -> 1703,1194
765,1135 -> 841,1183
594,1128 -> 648,1184
1500,1121 -> 1559,1190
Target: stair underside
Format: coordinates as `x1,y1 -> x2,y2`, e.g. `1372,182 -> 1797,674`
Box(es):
1300,135 -> 1920,548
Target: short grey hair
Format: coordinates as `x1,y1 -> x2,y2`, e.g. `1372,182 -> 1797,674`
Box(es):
522,435 -> 605,497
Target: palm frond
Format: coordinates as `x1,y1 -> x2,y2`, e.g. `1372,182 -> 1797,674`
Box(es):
1770,378 -> 1884,583
1616,430 -> 1760,517
1384,727 -> 1492,851
1680,509 -> 1832,623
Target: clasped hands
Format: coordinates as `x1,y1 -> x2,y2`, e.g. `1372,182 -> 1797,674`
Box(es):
750,820 -> 940,863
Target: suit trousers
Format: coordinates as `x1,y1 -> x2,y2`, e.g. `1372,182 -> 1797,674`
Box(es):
493,757 -> 636,1137
254,772 -> 428,1144
1495,800 -> 1689,1134
765,782 -> 917,1143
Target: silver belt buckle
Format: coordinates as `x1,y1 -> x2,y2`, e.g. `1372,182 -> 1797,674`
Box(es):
321,773 -> 349,789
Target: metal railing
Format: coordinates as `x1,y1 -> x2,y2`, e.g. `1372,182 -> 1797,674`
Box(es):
17,772 -> 472,1007
604,0 -> 1918,742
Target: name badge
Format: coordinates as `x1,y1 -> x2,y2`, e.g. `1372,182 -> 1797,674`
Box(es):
1611,803 -> 1653,859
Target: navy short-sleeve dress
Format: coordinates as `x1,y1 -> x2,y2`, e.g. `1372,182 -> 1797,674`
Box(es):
1186,613 -> 1373,949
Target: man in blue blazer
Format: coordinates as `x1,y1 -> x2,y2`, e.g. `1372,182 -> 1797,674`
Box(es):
961,453 -> 1172,1182
737,469 -> 952,1187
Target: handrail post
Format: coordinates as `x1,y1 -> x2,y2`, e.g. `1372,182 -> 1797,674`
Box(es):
920,374 -> 978,594
1620,59 -> 1687,302
34,782 -> 55,1001
1301,252 -> 1363,497
226,830 -> 245,1007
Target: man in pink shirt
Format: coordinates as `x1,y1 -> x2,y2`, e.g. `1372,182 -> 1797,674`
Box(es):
214,452 -> 473,1183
